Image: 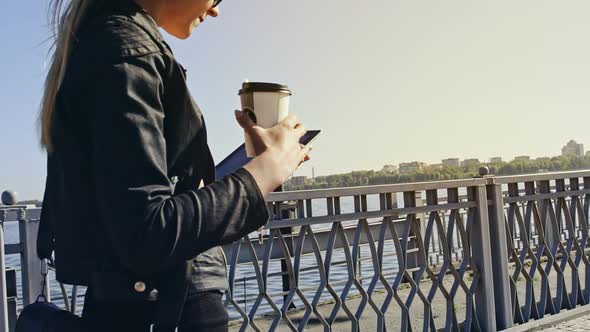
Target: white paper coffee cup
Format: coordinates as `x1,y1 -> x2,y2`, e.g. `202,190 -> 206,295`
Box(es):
239,82 -> 292,157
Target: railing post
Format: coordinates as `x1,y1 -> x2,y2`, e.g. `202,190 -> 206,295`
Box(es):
0,210 -> 10,332
415,191 -> 426,238
468,185 -> 497,332
18,210 -> 46,306
538,180 -> 559,251
486,180 -> 514,329
403,191 -> 420,281
279,201 -> 295,309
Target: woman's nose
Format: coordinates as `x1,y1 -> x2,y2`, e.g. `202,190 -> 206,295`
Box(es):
207,7 -> 220,17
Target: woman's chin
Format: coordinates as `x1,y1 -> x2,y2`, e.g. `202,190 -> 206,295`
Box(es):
163,26 -> 194,40
177,30 -> 192,40
180,23 -> 201,39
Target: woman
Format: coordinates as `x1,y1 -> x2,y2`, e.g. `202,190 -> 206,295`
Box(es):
37,0 -> 311,331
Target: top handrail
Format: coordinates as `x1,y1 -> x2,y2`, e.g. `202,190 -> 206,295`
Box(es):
266,177 -> 486,202
493,169 -> 590,184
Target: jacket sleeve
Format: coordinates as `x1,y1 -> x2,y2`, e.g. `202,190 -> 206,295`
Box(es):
85,54 -> 269,276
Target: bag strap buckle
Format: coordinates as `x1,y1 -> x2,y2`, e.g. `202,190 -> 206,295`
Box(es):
149,324 -> 179,332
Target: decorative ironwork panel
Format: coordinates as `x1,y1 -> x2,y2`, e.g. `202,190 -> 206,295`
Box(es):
225,179 -> 493,331
500,175 -> 590,325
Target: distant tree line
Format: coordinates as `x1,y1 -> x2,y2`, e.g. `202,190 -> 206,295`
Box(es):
285,154 -> 590,191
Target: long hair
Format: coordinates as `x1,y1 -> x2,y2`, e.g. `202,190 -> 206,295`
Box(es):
39,0 -> 95,153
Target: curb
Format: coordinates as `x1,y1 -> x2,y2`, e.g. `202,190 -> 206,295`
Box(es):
502,305 -> 590,332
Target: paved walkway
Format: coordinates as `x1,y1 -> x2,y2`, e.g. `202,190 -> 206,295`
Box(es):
229,277 -> 472,331
540,315 -> 590,331
230,260 -> 587,331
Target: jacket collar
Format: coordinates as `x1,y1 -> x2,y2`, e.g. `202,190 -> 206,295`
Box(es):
127,1 -> 172,51
98,0 -> 172,54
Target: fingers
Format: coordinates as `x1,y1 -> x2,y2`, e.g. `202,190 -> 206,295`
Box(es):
280,114 -> 306,139
281,113 -> 298,129
297,144 -> 312,167
302,145 -> 311,162
208,7 -> 220,17
300,144 -> 313,161
294,124 -> 306,138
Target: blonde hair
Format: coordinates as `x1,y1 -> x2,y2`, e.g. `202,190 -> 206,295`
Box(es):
39,0 -> 95,153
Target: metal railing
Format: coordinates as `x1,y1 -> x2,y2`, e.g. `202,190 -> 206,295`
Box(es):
493,171 -> 590,329
225,177 -> 496,331
0,207 -> 46,332
1,169 -> 590,331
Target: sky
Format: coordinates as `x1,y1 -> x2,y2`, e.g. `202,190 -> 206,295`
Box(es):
2,1 -> 590,200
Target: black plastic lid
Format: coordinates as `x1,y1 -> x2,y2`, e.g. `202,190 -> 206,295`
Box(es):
239,82 -> 292,95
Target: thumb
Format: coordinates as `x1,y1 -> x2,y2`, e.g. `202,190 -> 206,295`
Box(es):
235,109 -> 256,130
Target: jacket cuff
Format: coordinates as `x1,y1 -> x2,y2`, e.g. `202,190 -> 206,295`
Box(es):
233,168 -> 270,230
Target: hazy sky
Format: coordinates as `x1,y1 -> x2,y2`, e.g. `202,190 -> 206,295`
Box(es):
2,1 -> 590,200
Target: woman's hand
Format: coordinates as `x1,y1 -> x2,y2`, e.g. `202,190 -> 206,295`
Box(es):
236,110 -> 312,197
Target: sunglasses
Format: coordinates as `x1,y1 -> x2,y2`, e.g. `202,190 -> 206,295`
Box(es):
212,0 -> 223,8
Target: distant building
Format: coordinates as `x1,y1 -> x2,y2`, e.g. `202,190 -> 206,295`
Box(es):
442,158 -> 460,168
381,165 -> 398,174
514,156 -> 531,162
490,157 -> 503,163
461,159 -> 480,167
286,176 -> 307,186
429,164 -> 443,170
399,162 -> 426,174
587,151 -> 590,158
562,140 -> 584,157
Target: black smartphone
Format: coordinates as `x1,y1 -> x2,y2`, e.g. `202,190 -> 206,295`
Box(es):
300,130 -> 321,146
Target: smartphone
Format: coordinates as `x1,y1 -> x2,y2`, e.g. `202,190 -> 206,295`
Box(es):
215,129 -> 321,179
300,130 -> 321,146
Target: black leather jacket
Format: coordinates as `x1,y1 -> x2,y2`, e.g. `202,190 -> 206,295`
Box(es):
37,1 -> 269,295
